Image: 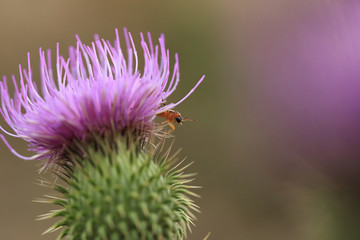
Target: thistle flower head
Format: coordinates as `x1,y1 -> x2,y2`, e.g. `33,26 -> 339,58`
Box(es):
0,29 -> 204,164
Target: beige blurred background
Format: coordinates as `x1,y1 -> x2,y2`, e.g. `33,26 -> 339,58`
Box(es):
2,0 -> 360,239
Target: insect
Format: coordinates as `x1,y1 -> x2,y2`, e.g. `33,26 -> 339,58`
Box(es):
156,110 -> 194,133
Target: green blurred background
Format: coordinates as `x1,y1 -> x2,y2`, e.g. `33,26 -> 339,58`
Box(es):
2,0 -> 360,239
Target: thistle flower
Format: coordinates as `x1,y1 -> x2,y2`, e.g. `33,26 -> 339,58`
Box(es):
2,29 -> 204,239
0,28 -> 204,165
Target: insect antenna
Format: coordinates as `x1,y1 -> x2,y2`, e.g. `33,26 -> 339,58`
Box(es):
182,118 -> 195,122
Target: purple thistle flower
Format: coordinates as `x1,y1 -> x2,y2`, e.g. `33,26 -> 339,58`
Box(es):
0,28 -> 204,164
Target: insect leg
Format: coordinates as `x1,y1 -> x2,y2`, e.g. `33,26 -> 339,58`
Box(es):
167,123 -> 175,133
161,120 -> 171,125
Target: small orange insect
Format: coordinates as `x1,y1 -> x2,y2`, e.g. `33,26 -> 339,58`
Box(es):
156,110 -> 194,133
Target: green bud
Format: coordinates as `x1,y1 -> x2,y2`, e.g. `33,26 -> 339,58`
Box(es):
38,138 -> 199,240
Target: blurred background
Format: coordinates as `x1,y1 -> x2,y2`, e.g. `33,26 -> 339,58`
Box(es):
2,0 -> 360,239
